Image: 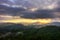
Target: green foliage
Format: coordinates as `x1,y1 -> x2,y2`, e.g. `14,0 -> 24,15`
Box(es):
0,25 -> 60,40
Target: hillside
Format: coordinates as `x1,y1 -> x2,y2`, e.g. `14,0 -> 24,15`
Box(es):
0,24 -> 60,40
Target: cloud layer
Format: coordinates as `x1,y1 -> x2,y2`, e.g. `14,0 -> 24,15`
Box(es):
0,0 -> 60,19
0,0 -> 60,8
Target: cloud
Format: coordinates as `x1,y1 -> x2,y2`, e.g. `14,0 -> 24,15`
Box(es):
0,0 -> 60,9
0,5 -> 26,15
0,4 -> 60,19
19,9 -> 54,19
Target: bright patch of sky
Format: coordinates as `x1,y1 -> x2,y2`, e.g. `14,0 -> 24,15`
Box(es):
1,0 -> 60,9
8,0 -> 15,3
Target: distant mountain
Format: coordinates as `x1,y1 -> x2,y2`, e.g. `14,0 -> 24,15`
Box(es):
0,22 -> 60,32
47,22 -> 60,26
0,23 -> 24,32
0,23 -> 33,32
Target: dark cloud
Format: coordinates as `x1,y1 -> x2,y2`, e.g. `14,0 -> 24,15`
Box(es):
19,9 -> 54,19
0,5 -> 26,15
18,9 -> 60,19
0,5 -> 60,19
53,7 -> 60,18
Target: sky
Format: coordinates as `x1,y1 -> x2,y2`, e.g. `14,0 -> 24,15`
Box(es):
0,0 -> 60,24
0,0 -> 60,16
0,0 -> 60,8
